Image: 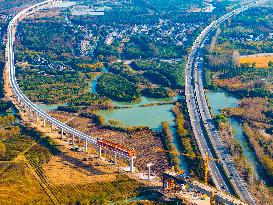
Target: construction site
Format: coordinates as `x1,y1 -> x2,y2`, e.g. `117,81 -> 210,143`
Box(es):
1,0 -> 264,204
6,95 -> 250,205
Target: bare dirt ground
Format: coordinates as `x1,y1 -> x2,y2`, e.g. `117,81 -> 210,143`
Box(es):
29,8 -> 61,20
19,112 -> 121,184
49,110 -> 169,175
44,155 -> 117,186
4,42 -> 165,195
11,106 -> 164,188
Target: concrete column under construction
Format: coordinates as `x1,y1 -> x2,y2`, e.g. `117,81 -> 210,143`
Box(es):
147,163 -> 154,180
99,146 -> 102,158
61,128 -> 64,138
114,152 -> 117,165
129,157 -> 134,173
162,175 -> 168,189
28,108 -> 32,119
84,140 -> 88,152
42,118 -> 46,127
36,113 -> 39,122
72,135 -> 75,145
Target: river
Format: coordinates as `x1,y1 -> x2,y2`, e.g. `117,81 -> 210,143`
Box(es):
94,81 -> 189,172
35,71 -> 263,181
97,96 -> 189,172
38,71 -> 265,179
206,90 -> 265,181
37,70 -> 189,171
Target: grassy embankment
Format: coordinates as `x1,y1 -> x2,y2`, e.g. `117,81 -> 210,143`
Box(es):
172,101 -> 206,182
0,123 -> 141,204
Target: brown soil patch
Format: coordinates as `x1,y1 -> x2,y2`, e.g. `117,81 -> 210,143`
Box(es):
48,110 -> 169,175
44,155 -> 117,186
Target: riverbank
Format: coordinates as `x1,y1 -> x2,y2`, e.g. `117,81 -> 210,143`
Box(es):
206,90 -> 273,204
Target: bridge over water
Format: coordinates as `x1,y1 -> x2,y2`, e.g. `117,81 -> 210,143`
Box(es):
6,0 -> 136,172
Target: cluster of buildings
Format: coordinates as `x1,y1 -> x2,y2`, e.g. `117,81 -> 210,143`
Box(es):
27,55 -> 71,73
226,32 -> 273,42
59,0 -> 206,57
102,20 -> 203,46
65,15 -> 203,57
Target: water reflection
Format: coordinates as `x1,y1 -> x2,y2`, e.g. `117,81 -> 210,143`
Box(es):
206,90 -> 264,180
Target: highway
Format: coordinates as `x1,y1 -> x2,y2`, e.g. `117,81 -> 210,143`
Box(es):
185,1 -> 258,204
5,0 -> 258,203
6,0 -> 133,162
163,171 -> 248,205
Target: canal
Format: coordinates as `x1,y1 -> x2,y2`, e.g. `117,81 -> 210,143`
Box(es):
206,90 -> 265,181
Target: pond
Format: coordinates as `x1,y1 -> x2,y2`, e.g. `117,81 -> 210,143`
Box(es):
97,96 -> 177,129
0,107 -> 17,116
91,68 -> 177,130
37,103 -> 68,111
206,90 -> 265,180
97,96 -> 190,172
90,68 -> 108,94
92,71 -> 188,171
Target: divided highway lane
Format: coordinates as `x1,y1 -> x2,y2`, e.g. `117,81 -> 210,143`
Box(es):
195,60 -> 256,204
186,1 -> 259,204
6,0 -> 130,160
185,66 -> 234,194
5,1 -> 260,201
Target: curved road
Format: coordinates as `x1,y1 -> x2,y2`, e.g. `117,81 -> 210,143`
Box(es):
6,0 -> 131,160
185,1 -> 259,204
6,0 -> 260,203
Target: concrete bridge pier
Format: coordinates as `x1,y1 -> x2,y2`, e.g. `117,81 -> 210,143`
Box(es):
162,175 -> 169,189
84,140 -> 88,152
28,108 -> 32,119
147,163 -> 154,180
114,152 -> 117,165
61,128 -> 64,139
20,101 -> 24,107
36,113 -> 39,122
99,146 -> 102,158
72,135 -> 75,145
42,118 -> 46,127
50,123 -> 54,132
129,157 -> 135,173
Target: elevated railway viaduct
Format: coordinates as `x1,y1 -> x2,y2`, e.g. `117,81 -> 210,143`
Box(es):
6,0 -> 136,172
5,1 -> 261,204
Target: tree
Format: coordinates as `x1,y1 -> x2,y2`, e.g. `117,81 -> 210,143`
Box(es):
232,50 -> 240,68
268,61 -> 273,68
0,140 -> 6,158
215,114 -> 228,127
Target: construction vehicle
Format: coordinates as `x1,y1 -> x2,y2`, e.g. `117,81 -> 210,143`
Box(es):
155,147 -> 220,185
97,138 -> 136,157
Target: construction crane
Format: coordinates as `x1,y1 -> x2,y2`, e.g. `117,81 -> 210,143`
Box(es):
155,147 -> 220,185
